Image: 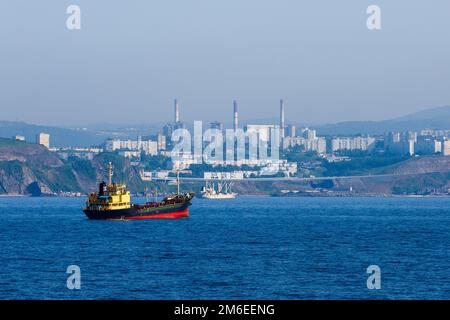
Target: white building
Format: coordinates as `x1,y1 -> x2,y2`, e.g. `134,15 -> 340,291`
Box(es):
419,129 -> 450,137
245,124 -> 276,142
415,137 -> 442,155
157,133 -> 166,151
204,172 -> 244,180
283,136 -> 326,154
119,151 -> 141,158
56,147 -> 103,160
441,140 -> 450,156
331,136 -> 376,152
203,160 -> 297,179
275,160 -> 297,176
36,133 -> 50,148
321,154 -> 351,163
384,132 -> 415,156
301,128 -> 316,140
105,138 -> 158,156
286,124 -> 296,138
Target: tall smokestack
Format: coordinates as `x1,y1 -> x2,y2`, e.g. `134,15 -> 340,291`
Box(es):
233,100 -> 238,131
280,99 -> 285,138
174,99 -> 180,123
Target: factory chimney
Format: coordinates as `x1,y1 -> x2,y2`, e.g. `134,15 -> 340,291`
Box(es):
174,99 -> 180,123
233,100 -> 238,131
280,99 -> 285,138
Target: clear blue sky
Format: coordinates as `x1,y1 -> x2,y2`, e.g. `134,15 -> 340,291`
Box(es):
0,1 -> 449,125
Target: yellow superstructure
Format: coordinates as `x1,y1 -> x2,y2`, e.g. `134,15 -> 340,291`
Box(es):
85,162 -> 132,211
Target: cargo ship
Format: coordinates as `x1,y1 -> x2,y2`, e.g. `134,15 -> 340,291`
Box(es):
83,163 -> 194,220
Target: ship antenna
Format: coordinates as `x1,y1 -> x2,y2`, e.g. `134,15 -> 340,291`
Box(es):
107,162 -> 113,186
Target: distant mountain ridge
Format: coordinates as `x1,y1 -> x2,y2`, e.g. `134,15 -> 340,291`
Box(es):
315,106 -> 450,136
395,105 -> 450,121
2,105 -> 450,145
0,120 -> 168,147
0,121 -> 106,147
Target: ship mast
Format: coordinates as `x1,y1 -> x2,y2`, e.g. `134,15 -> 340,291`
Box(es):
107,162 -> 113,186
176,170 -> 180,195
171,168 -> 189,195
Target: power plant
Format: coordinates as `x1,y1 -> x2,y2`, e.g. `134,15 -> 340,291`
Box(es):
230,99 -> 286,137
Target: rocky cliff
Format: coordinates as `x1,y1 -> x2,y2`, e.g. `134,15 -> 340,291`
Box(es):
0,138 -> 147,195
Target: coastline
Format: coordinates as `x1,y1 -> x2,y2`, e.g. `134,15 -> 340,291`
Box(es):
1,193 -> 449,198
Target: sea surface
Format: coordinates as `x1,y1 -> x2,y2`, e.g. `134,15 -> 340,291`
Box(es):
0,196 -> 449,300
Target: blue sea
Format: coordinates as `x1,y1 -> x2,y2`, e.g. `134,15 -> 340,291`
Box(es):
0,196 -> 449,300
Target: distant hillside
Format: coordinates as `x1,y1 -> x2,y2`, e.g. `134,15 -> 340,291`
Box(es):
315,105 -> 450,136
1,137 -> 450,196
0,121 -> 106,147
381,155 -> 450,176
0,138 -> 152,195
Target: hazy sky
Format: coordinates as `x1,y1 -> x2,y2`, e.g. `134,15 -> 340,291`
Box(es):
1,1 -> 449,126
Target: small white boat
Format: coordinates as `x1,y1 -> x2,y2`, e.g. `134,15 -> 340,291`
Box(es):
200,181 -> 237,199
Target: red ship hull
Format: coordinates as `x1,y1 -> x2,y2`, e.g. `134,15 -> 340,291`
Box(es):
124,208 -> 189,220
83,196 -> 193,220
